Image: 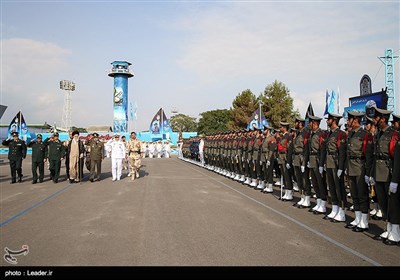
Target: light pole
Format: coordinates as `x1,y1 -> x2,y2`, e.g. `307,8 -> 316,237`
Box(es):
60,80 -> 76,130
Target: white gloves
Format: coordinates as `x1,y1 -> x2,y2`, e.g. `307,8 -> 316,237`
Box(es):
267,160 -> 270,167
286,163 -> 291,169
337,169 -> 342,178
301,166 -> 305,173
369,177 -> 376,186
80,153 -> 84,158
389,182 -> 398,194
319,166 -> 324,174
307,161 -> 310,168
260,161 -> 263,166
364,175 -> 370,185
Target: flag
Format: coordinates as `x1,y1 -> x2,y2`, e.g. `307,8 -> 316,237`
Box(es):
7,111 -> 31,142
324,89 -> 339,116
129,101 -> 134,120
323,89 -> 330,115
247,107 -> 268,130
305,102 -> 315,127
133,101 -> 138,120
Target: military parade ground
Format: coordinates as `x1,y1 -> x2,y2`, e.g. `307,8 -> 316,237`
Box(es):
0,154 -> 399,267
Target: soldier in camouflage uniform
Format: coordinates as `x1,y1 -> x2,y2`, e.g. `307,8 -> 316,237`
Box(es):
126,132 -> 142,180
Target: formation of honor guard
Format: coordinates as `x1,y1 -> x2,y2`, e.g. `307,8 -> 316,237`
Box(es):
180,107 -> 400,246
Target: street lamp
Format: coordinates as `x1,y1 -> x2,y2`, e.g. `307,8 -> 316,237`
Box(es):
59,80 -> 76,130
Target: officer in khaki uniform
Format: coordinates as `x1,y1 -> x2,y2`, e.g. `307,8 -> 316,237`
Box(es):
126,132 -> 142,180
28,134 -> 48,184
344,111 -> 372,231
322,113 -> 347,223
370,108 -> 399,242
2,131 -> 27,183
87,133 -> 104,182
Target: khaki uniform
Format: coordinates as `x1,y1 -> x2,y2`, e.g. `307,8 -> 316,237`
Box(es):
87,139 -> 104,181
127,138 -> 142,179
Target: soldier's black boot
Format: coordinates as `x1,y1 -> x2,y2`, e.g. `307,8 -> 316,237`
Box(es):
32,180 -> 37,184
18,176 -> 23,183
11,178 -> 16,184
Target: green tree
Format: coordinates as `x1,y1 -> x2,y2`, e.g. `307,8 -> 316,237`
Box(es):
260,80 -> 298,128
227,89 -> 259,130
198,109 -> 230,134
170,114 -> 198,132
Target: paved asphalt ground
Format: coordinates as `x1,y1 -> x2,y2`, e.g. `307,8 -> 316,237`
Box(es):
0,155 -> 399,267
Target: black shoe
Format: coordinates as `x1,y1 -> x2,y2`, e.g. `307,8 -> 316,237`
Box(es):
53,179 -> 58,183
18,177 -> 22,183
372,215 -> 382,221
32,180 -> 37,184
11,180 -> 16,184
322,215 -> 330,220
353,227 -> 368,232
90,178 -> 94,182
344,224 -> 356,229
69,179 -> 74,184
39,179 -> 43,183
383,239 -> 399,246
372,235 -> 386,241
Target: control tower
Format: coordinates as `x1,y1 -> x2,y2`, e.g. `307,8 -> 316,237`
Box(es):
108,61 -> 134,132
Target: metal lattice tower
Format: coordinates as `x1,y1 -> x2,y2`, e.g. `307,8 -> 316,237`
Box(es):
60,80 -> 75,130
378,49 -> 399,113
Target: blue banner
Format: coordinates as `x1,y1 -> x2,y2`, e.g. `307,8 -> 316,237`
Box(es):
113,76 -> 128,132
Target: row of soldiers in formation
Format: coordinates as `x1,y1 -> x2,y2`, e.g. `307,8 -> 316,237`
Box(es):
2,130 -> 143,184
180,108 -> 400,246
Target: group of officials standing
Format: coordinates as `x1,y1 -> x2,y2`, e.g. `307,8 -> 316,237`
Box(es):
2,131 -> 143,185
180,108 -> 400,245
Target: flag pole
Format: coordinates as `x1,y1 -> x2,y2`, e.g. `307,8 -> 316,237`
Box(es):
161,108 -> 164,138
19,111 -> 22,136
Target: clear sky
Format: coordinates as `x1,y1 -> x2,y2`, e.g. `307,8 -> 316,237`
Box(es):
1,0 -> 399,132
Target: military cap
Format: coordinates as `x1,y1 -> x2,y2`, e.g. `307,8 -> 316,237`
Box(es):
114,133 -> 120,137
11,131 -> 19,136
263,124 -> 273,130
37,134 -> 42,139
295,116 -> 305,122
374,107 -> 392,117
92,132 -> 99,137
308,115 -> 322,122
365,116 -> 374,124
280,121 -> 290,127
53,132 -> 59,136
347,111 -> 365,118
392,114 -> 400,123
325,112 -> 342,120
